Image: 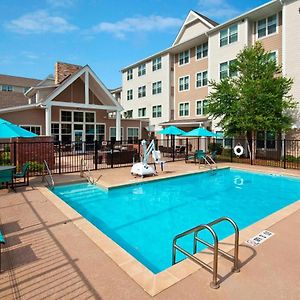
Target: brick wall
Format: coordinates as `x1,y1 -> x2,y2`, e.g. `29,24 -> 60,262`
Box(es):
55,62 -> 82,84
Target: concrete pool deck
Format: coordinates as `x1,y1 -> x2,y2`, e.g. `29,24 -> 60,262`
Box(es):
0,162 -> 300,299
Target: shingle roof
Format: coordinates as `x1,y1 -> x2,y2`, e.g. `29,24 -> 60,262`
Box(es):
0,74 -> 41,88
0,91 -> 29,109
192,10 -> 219,27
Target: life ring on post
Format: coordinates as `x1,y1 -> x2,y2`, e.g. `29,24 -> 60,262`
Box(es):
234,145 -> 244,157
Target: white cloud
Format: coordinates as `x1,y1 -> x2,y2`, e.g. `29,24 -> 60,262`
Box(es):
91,15 -> 182,39
46,0 -> 75,7
21,51 -> 39,60
198,0 -> 240,21
5,10 -> 77,34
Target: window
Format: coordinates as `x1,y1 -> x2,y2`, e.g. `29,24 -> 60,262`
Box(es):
61,123 -> 72,143
257,131 -> 276,149
179,102 -> 189,117
24,87 -> 30,93
219,60 -> 237,79
127,128 -> 139,143
152,57 -> 162,71
85,112 -> 95,123
216,131 -> 231,148
21,125 -> 41,135
127,68 -> 133,80
179,50 -> 189,65
51,123 -> 59,141
257,14 -> 277,38
196,99 -> 209,115
152,105 -> 162,118
96,124 -> 105,142
61,111 -> 72,122
124,110 -> 133,118
268,51 -> 277,63
138,64 -> 146,76
138,85 -> 146,98
74,112 -> 83,122
138,107 -> 146,117
179,76 -> 189,91
220,24 -> 238,47
109,127 -> 124,141
196,42 -> 208,59
127,89 -> 133,100
1,85 -> 13,92
196,71 -> 208,88
152,81 -> 162,95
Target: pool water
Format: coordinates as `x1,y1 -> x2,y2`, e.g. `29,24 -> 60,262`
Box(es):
52,169 -> 300,273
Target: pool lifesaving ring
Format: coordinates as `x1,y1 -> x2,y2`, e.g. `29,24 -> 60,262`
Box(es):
234,145 -> 244,156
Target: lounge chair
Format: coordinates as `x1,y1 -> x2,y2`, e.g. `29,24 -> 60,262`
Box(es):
0,231 -> 5,272
14,162 -> 30,186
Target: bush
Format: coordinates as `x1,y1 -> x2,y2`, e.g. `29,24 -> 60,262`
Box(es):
208,143 -> 223,155
0,151 -> 11,165
284,155 -> 300,163
28,161 -> 44,173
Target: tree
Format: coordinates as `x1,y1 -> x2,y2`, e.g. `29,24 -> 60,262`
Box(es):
207,42 -> 296,159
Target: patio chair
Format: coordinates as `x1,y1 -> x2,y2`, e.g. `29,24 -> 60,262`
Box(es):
195,150 -> 206,164
0,231 -> 5,272
14,162 -> 30,186
0,169 -> 14,190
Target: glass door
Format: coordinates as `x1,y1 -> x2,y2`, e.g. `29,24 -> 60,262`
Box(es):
74,130 -> 84,152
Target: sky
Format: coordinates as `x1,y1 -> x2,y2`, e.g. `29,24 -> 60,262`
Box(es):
0,0 -> 269,88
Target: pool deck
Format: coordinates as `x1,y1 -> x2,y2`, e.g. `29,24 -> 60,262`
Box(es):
0,161 -> 300,299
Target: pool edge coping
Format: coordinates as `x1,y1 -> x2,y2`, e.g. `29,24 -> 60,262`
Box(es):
36,167 -> 300,297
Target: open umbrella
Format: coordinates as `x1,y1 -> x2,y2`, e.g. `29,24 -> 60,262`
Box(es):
158,126 -> 185,136
182,127 -> 217,137
0,118 -> 38,139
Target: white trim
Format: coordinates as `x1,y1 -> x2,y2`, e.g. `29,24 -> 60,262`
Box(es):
178,75 -> 190,92
281,4 -> 286,74
219,23 -> 239,48
20,124 -> 42,135
178,49 -> 190,67
0,103 -> 40,113
109,126 -> 124,140
85,70 -> 89,105
127,127 -> 140,141
96,123 -> 106,141
269,49 -> 279,64
178,101 -> 190,117
48,101 -> 119,111
152,105 -> 162,118
45,106 -> 51,136
195,70 -> 208,89
195,42 -> 208,61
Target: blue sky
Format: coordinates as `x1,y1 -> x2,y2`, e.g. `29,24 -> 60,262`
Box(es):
0,0 -> 269,88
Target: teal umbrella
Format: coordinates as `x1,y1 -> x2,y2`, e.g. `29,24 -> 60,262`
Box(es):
182,127 -> 217,137
0,118 -> 38,139
158,126 -> 185,136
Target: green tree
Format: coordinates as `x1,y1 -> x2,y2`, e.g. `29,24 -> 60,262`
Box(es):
207,42 -> 296,158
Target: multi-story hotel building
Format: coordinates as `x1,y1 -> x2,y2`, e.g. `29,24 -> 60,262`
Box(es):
120,0 -> 300,141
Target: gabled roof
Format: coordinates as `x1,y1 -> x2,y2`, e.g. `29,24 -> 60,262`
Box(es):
172,10 -> 217,46
0,74 -> 41,87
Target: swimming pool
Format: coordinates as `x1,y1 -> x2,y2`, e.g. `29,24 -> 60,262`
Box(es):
52,168 -> 300,274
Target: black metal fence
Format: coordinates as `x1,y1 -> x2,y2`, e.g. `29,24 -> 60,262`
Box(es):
1,138 -> 300,176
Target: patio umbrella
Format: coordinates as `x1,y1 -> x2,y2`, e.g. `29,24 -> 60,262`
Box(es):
158,126 -> 185,136
182,127 -> 217,137
0,118 -> 38,139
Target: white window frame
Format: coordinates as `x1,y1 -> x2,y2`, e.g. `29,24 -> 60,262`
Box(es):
178,75 -> 190,92
1,85 -> 13,92
138,64 -> 146,76
127,68 -> 133,80
152,57 -> 162,71
109,127 -> 124,140
152,81 -> 162,95
178,102 -> 190,117
127,89 -> 133,100
195,99 -> 209,116
138,85 -> 146,98
138,107 -> 147,117
20,125 -> 42,135
220,23 -> 238,47
178,50 -> 190,66
152,105 -> 162,118
256,13 -> 278,40
195,42 -> 208,60
127,127 -> 140,142
195,71 -> 208,88
95,123 -> 106,142
269,50 -> 278,64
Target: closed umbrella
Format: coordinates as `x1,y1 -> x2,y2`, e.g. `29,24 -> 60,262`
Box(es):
158,126 -> 185,136
0,118 -> 38,139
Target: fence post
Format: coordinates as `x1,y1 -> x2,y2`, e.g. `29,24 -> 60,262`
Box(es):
58,141 -> 62,174
110,141 -> 114,168
94,140 -> 98,170
250,138 -> 253,165
13,141 -> 17,167
172,136 -> 175,162
230,138 -> 233,163
283,139 -> 286,169
185,138 -> 188,162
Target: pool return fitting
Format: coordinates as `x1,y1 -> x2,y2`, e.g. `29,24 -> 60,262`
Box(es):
172,216 -> 240,289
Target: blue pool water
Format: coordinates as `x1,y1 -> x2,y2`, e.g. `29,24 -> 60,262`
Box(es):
52,169 -> 300,273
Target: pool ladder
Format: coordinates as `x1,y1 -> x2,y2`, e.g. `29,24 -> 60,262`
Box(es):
42,160 -> 55,189
172,216 -> 240,289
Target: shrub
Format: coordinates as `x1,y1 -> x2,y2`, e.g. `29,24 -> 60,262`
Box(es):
28,161 -> 44,173
208,143 -> 223,155
0,151 -> 11,165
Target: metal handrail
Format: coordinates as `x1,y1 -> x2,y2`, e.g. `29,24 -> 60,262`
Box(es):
43,160 -> 54,189
80,159 -> 101,184
172,216 -> 240,289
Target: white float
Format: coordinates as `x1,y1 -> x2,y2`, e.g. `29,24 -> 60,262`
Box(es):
234,145 -> 244,156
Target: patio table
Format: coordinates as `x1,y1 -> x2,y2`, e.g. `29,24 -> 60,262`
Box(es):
0,166 -> 16,190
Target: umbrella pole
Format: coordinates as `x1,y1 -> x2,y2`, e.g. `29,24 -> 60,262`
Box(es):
172,135 -> 175,162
